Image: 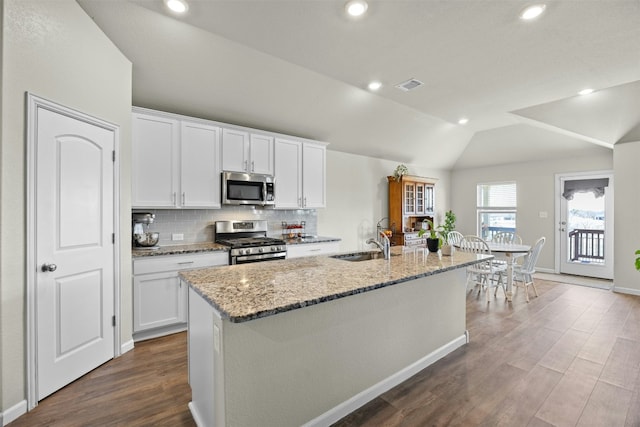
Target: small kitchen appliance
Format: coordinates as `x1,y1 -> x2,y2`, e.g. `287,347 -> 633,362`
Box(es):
132,212 -> 160,249
221,171 -> 275,206
215,220 -> 286,264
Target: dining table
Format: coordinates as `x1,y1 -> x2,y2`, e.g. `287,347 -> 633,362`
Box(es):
487,242 -> 531,302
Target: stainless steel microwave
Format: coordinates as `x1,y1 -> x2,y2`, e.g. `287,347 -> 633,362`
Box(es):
221,171 -> 275,206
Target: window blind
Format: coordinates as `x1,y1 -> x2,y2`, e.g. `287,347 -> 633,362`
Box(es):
477,183 -> 517,208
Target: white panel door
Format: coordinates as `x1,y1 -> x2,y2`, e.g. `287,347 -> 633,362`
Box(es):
558,173 -> 614,279
181,121 -> 221,208
36,107 -> 115,400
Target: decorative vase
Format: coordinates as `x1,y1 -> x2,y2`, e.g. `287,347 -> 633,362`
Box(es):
426,238 -> 439,253
441,244 -> 453,256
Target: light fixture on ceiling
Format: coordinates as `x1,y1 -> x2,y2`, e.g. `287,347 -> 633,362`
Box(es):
345,0 -> 368,17
165,0 -> 188,14
578,88 -> 594,95
368,81 -> 382,91
520,4 -> 546,20
458,118 -> 469,125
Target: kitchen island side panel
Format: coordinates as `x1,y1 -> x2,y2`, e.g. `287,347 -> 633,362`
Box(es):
217,268 -> 466,426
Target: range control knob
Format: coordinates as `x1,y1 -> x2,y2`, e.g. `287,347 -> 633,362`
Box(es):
258,248 -> 264,253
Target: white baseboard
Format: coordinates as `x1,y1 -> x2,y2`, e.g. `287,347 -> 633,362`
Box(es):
613,286 -> 640,296
536,267 -> 555,274
302,333 -> 468,427
121,339 -> 135,354
2,400 -> 27,426
188,402 -> 205,427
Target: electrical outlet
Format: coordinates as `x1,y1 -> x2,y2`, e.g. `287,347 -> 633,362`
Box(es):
172,233 -> 184,241
539,211 -> 548,218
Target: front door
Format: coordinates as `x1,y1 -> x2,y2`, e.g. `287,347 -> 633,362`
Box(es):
557,172 -> 614,280
34,101 -> 116,400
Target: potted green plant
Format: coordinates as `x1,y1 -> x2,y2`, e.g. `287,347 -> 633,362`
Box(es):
418,219 -> 440,252
439,210 -> 457,256
636,249 -> 640,271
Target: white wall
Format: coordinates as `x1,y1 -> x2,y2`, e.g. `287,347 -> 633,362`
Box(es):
1,0 -> 131,414
613,141 -> 640,295
318,150 -> 451,252
451,153 -> 613,272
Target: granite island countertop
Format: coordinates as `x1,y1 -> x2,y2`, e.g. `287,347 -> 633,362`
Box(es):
132,242 -> 228,258
180,246 -> 492,323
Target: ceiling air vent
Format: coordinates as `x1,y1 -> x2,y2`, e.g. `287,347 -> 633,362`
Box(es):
395,78 -> 424,92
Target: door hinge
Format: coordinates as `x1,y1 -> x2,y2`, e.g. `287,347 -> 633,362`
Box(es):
112,315 -> 116,327
112,233 -> 115,244
112,150 -> 116,162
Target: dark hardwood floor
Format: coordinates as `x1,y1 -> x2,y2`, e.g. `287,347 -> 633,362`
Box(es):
10,278 -> 640,426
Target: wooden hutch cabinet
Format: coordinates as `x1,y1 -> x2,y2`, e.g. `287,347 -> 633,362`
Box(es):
387,175 -> 436,246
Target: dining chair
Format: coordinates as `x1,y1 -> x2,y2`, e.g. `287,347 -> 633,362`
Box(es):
512,236 -> 546,302
458,235 -> 507,302
446,230 -> 465,246
491,231 -> 523,244
492,231 -> 525,264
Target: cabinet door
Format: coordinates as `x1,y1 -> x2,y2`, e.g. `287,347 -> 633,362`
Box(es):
133,271 -> 186,332
404,183 -> 415,214
249,133 -> 274,175
302,142 -> 326,208
221,128 -> 249,172
132,113 -> 179,207
181,121 -> 221,208
415,184 -> 425,214
274,138 -> 302,209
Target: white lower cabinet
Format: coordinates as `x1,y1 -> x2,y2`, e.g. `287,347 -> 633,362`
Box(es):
287,241 -> 341,259
132,252 -> 228,341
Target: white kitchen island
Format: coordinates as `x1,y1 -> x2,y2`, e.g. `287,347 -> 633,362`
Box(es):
181,247 -> 492,427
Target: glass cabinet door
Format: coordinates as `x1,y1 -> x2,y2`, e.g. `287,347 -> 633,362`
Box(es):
404,183 -> 415,214
415,184 -> 425,214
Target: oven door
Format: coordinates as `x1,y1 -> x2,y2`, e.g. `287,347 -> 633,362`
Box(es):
232,252 -> 287,265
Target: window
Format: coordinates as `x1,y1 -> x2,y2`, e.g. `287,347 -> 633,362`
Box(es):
477,182 -> 517,241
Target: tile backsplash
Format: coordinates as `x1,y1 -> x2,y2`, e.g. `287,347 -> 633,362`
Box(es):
133,207 -> 318,245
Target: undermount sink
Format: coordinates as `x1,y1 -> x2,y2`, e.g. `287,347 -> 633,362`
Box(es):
330,250 -> 399,262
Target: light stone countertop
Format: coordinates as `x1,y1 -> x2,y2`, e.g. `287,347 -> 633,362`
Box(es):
180,246 -> 493,323
132,242 -> 228,258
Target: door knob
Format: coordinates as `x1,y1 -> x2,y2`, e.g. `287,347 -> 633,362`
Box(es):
41,263 -> 57,272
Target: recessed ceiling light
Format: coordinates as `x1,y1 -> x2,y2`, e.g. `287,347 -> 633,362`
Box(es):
345,0 -> 368,17
520,4 -> 546,20
458,118 -> 469,125
368,81 -> 382,91
578,88 -> 594,96
165,0 -> 188,14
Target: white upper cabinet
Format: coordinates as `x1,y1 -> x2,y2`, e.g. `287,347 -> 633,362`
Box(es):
132,109 -> 221,208
132,113 -> 179,207
221,128 -> 274,175
302,142 -> 326,208
275,139 -> 326,209
181,121 -> 221,208
274,138 -> 303,209
133,107 -> 326,210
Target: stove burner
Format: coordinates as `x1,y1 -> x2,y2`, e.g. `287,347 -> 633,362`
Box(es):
217,237 -> 286,248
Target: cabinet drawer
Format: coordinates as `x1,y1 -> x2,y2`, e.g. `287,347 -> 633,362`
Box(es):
287,242 -> 340,259
133,252 -> 228,275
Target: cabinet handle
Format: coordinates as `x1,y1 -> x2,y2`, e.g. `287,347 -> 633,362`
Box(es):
179,278 -> 182,288
177,261 -> 195,265
244,160 -> 248,171
182,192 -> 186,205
304,197 -> 307,207
310,248 -> 321,252
298,197 -> 301,207
173,192 -> 176,206
251,161 -> 255,172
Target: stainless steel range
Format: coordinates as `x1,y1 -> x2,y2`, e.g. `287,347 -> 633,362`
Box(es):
215,220 -> 287,265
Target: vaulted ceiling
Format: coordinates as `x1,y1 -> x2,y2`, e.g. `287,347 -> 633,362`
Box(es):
79,0 -> 640,170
